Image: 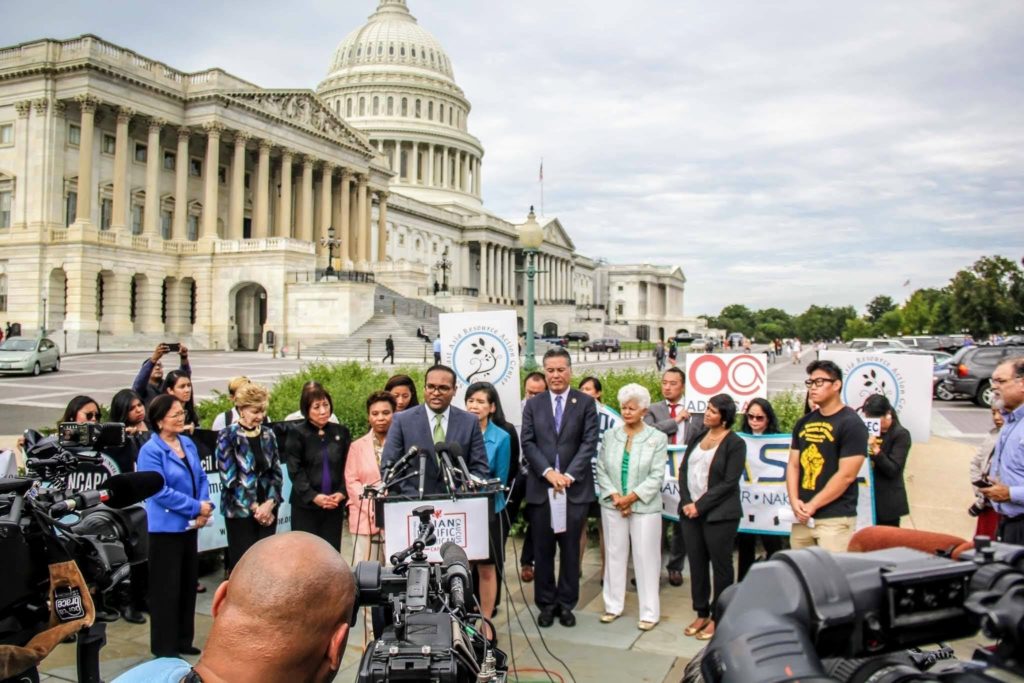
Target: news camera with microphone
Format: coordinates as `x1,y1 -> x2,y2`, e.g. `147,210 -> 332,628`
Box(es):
353,505 -> 508,683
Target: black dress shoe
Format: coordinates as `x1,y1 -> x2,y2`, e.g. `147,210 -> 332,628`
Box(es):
121,606 -> 146,624
94,607 -> 120,623
537,609 -> 555,628
558,610 -> 576,627
179,645 -> 201,656
668,570 -> 684,587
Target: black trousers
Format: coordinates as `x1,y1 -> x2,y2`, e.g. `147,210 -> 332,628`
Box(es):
291,504 -> 344,551
736,533 -> 785,581
999,516 -> 1024,545
225,517 -> 277,572
528,500 -> 588,612
148,531 -> 198,657
680,517 -> 738,618
876,517 -> 901,528
664,517 -> 686,572
382,350 -> 394,364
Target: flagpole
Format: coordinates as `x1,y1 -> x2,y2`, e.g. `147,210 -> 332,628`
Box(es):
539,157 -> 544,217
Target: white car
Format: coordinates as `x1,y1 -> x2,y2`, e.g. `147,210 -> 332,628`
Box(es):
0,337 -> 61,375
847,338 -> 908,352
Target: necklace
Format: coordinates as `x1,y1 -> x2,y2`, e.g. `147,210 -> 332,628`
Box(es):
239,424 -> 261,438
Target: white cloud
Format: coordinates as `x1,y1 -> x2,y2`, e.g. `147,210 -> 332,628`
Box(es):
2,0 -> 1022,315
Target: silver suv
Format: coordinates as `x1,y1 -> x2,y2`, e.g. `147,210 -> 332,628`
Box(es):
848,338 -> 908,352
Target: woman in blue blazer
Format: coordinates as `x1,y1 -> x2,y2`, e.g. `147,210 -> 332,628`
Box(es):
136,394 -> 213,658
215,382 -> 283,572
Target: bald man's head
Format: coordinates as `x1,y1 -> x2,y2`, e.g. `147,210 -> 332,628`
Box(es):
200,532 -> 355,683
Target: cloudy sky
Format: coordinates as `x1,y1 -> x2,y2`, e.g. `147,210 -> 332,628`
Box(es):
5,1 -> 1023,315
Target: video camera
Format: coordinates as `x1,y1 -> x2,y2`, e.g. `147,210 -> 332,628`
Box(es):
699,538 -> 1024,683
0,426 -> 162,683
353,505 -> 508,683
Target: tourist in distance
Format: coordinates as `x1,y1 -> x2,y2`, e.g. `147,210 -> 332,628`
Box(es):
132,343 -> 190,405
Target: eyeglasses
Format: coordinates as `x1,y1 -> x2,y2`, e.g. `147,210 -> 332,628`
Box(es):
424,384 -> 453,394
804,378 -> 837,388
82,411 -> 100,421
166,411 -> 186,420
747,414 -> 767,421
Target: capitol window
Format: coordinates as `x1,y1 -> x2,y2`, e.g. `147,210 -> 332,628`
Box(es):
347,98 -> 353,118
163,150 -> 175,171
0,124 -> 12,146
400,46 -> 405,56
401,98 -> 408,116
359,97 -> 366,116
68,124 -> 81,146
0,188 -> 11,229
389,45 -> 394,56
428,102 -> 433,120
134,142 -> 147,163
101,134 -> 116,155
415,99 -> 421,118
0,274 -> 6,311
387,97 -> 394,115
189,158 -> 202,177
373,96 -> 379,115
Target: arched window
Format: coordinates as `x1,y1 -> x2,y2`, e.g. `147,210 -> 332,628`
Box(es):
415,99 -> 421,118
346,98 -> 353,118
401,98 -> 408,116
389,45 -> 395,56
448,106 -> 453,125
411,47 -> 417,58
359,97 -> 366,116
372,96 -> 379,115
428,101 -> 433,120
387,96 -> 394,115
377,44 -> 383,56
400,46 -> 406,56
0,273 -> 7,312
334,100 -> 340,115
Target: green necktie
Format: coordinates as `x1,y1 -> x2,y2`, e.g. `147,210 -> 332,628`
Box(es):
433,413 -> 445,443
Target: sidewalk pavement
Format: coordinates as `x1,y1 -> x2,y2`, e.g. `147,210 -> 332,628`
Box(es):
36,435 -> 990,682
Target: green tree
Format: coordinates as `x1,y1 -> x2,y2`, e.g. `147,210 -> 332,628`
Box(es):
876,309 -> 904,337
949,256 -> 1024,337
866,295 -> 897,323
842,317 -> 874,341
901,288 -> 950,334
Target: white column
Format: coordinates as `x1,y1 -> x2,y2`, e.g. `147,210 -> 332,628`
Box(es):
173,127 -> 190,240
111,107 -> 133,231
74,96 -> 98,226
339,170 -> 352,261
427,143 -> 435,187
201,122 -> 222,239
460,243 -> 470,289
357,175 -> 368,262
507,249 -> 514,302
278,150 -> 293,237
300,155 -> 314,242
319,163 -> 334,266
408,141 -> 418,184
479,241 -> 488,298
143,118 -> 163,237
254,140 -> 270,239
229,131 -> 248,240
376,191 -> 388,262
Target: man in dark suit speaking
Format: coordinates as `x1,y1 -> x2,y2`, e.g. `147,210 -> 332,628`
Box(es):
521,348 -> 599,627
380,365 -> 489,496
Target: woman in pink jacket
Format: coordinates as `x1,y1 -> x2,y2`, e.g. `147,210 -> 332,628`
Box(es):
345,391 -> 396,564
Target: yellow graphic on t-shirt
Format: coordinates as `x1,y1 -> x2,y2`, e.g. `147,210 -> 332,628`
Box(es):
798,421 -> 835,491
800,443 -> 825,490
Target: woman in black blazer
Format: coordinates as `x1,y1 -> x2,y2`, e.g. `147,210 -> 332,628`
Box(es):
678,393 -> 746,641
284,383 -> 351,551
862,394 -> 911,527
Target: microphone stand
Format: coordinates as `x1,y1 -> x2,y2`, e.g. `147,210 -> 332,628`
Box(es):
417,450 -> 428,500
437,452 -> 459,500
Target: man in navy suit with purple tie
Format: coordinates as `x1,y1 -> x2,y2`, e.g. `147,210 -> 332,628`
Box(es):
521,348 -> 599,627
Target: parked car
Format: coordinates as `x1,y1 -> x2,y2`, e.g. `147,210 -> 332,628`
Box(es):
940,344 -> 1024,407
727,332 -> 745,348
847,338 -> 908,352
687,338 -> 709,352
583,338 -> 620,352
897,336 -> 942,350
0,337 -> 61,375
540,336 -> 568,347
673,331 -> 696,344
564,331 -> 590,343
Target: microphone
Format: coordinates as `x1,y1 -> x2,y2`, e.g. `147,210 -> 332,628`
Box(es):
434,442 -> 459,494
445,442 -> 474,487
417,447 -> 428,499
383,445 -> 420,484
440,541 -> 472,613
49,471 -> 164,515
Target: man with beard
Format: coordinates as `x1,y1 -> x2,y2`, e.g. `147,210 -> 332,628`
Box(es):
981,357 -> 1024,544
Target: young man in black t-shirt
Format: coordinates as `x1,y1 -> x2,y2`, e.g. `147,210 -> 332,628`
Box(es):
786,360 -> 868,552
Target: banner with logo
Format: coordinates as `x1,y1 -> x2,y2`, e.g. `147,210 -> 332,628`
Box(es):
191,428 -> 294,553
683,353 -> 768,413
819,350 -> 933,443
661,434 -> 875,533
382,496 -> 491,562
440,310 -> 523,426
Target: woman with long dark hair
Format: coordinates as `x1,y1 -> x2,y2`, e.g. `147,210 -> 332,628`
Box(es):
678,393 -> 746,641
384,374 -> 419,412
136,394 -> 213,657
59,395 -> 101,424
736,397 -> 786,580
862,394 -> 911,527
161,370 -> 198,433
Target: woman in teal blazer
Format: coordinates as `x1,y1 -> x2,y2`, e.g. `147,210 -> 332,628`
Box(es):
595,383 -> 667,631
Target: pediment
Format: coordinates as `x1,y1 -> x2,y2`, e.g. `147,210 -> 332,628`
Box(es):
541,217 -> 575,251
223,90 -> 376,157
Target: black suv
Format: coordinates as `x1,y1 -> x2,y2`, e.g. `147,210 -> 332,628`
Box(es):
940,345 -> 1024,407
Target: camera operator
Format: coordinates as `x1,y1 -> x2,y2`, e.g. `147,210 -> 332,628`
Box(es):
112,532 -> 355,683
137,395 -> 214,659
132,343 -> 191,405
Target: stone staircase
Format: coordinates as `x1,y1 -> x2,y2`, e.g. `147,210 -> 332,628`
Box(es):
305,285 -> 442,360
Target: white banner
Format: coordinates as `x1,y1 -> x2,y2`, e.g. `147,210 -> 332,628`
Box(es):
683,353 -> 768,413
383,496 -> 491,562
197,462 -> 294,553
661,434 -> 875,533
820,350 -> 933,443
439,311 -> 523,427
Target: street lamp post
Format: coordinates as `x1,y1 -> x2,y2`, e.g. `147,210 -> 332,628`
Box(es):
41,296 -> 47,336
434,246 -> 452,293
517,206 -> 545,372
318,226 -> 343,279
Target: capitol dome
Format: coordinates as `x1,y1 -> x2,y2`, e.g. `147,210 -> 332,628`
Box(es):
317,0 -> 485,210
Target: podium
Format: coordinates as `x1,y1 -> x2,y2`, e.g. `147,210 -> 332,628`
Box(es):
378,492 -> 495,562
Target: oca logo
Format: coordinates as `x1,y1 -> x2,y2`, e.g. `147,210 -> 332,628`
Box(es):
688,354 -> 766,398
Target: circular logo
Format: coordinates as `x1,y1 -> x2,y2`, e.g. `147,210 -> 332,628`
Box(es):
452,331 -> 512,385
842,360 -> 903,409
690,354 -> 765,397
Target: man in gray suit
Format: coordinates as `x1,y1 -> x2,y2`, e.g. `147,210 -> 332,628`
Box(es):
380,365 -> 489,496
644,366 -> 695,586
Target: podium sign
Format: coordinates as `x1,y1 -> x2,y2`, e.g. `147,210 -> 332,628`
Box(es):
383,496 -> 491,562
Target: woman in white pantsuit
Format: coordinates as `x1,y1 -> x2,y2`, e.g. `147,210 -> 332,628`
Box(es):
596,383 -> 667,631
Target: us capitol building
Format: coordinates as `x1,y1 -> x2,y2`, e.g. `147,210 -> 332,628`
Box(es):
0,0 -> 702,352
